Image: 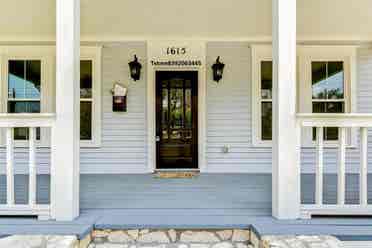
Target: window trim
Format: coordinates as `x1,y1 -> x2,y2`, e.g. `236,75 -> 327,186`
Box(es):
0,46 -> 55,147
251,45 -> 358,148
298,46 -> 358,147
251,45 -> 273,147
0,46 -> 102,148
79,47 -> 102,147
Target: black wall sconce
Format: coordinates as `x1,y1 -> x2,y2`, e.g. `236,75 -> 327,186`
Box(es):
212,56 -> 225,82
128,55 -> 142,81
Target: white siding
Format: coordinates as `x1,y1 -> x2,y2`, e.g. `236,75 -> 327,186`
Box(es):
205,42 -> 272,173
80,42 -> 147,173
0,44 -> 371,174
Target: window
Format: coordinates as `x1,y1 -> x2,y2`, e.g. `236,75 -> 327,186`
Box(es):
7,60 -> 41,140
260,61 -> 273,141
1,46 -> 102,147
251,45 -> 274,146
312,61 -> 345,140
79,47 -> 102,147
252,45 -> 356,147
80,60 -> 93,140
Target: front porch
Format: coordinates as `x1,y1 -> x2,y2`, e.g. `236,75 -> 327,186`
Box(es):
1,173 -> 372,242
1,2 -> 372,247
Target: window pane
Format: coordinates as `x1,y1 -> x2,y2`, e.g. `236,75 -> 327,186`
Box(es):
80,101 -> 92,140
312,62 -> 327,99
8,60 -> 25,98
261,102 -> 272,140
25,61 -> 41,99
8,101 -> 41,140
8,101 -> 40,113
312,102 -> 344,140
80,60 -> 92,98
312,61 -> 344,100
327,62 -> 344,99
261,61 -> 272,99
8,60 -> 41,99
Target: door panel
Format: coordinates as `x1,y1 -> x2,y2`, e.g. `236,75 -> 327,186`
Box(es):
156,71 -> 198,169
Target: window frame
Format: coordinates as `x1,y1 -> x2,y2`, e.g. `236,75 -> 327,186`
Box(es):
0,46 -> 102,148
251,45 -> 274,147
79,47 -> 102,147
0,46 -> 54,147
298,46 -> 357,147
251,45 -> 357,147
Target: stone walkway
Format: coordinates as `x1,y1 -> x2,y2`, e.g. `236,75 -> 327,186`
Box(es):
0,229 -> 345,248
261,235 -> 343,248
88,229 -> 254,248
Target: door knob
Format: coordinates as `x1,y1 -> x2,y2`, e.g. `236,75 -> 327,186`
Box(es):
156,136 -> 160,142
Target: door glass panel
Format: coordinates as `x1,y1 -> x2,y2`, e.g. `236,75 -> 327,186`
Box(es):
185,89 -> 192,128
169,88 -> 184,130
161,87 -> 169,140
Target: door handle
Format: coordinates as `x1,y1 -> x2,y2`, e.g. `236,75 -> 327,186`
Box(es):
156,136 -> 160,142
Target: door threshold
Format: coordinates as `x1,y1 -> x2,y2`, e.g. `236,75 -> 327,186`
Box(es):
154,170 -> 199,179
155,169 -> 200,172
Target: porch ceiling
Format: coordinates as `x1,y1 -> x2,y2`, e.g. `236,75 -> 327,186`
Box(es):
1,0 -> 372,42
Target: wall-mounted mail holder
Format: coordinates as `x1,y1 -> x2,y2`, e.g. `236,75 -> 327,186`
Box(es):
111,83 -> 127,112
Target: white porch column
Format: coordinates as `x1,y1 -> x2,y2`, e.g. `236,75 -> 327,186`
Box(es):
272,0 -> 300,219
51,0 -> 80,221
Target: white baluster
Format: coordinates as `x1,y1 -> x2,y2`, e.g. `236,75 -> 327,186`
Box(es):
360,127 -> 368,205
315,127 -> 324,205
29,127 -> 37,207
338,127 -> 346,205
6,128 -> 14,205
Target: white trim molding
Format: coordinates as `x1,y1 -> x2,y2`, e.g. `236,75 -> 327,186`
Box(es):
251,45 -> 273,147
80,46 -> 102,147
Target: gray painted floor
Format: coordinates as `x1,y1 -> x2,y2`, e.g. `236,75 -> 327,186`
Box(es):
1,174 -> 372,241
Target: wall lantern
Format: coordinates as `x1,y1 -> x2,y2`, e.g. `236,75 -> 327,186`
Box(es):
212,56 -> 225,82
128,55 -> 142,81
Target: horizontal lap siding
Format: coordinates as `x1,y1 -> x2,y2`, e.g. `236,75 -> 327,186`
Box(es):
206,42 -> 272,173
82,42 -> 147,173
0,42 -> 147,174
0,45 -> 371,175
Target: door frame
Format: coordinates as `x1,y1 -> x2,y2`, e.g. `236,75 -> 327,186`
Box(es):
155,70 -> 199,170
147,41 -> 207,173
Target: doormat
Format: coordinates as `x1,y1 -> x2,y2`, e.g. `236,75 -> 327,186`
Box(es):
154,172 -> 199,179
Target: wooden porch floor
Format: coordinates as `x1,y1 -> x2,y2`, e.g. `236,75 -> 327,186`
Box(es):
1,174 -> 372,241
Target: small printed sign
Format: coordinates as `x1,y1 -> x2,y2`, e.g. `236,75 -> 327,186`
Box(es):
148,41 -> 205,68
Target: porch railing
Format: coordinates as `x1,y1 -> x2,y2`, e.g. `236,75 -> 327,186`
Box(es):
297,113 -> 372,218
0,113 -> 55,220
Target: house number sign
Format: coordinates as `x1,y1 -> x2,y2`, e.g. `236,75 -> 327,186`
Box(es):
166,47 -> 187,55
148,41 -> 205,67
